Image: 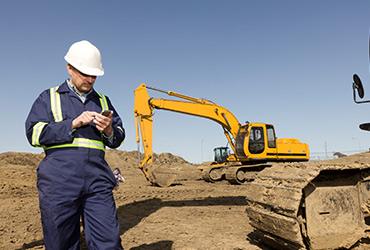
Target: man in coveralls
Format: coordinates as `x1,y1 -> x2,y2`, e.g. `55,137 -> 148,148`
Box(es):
25,40 -> 125,249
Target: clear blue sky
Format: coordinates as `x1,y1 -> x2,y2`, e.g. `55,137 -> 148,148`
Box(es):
2,1 -> 370,162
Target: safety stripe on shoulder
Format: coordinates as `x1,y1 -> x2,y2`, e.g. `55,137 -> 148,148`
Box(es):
50,87 -> 63,122
44,138 -> 105,151
98,93 -> 109,111
32,122 -> 48,147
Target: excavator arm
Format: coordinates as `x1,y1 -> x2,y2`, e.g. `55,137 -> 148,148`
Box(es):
134,83 -> 242,186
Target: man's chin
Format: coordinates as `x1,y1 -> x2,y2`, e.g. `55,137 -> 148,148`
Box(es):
82,86 -> 93,92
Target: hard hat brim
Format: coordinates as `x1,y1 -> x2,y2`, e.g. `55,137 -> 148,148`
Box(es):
64,55 -> 104,76
74,64 -> 104,76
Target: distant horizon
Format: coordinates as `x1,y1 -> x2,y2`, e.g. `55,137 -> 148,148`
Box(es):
2,147 -> 368,164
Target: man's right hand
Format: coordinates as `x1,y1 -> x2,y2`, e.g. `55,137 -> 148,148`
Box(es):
72,111 -> 99,129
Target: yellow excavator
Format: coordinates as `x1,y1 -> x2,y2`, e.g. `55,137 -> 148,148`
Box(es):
134,83 -> 309,187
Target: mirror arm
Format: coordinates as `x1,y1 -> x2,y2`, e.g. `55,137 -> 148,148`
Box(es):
353,88 -> 370,104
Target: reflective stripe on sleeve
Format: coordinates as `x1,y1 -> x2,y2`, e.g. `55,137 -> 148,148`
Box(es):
50,87 -> 63,122
117,126 -> 124,133
98,93 -> 109,111
32,122 -> 48,147
44,138 -> 105,151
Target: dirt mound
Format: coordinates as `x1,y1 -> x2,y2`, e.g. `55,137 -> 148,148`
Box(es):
104,150 -> 198,187
105,149 -> 193,170
105,150 -> 190,166
154,152 -> 189,165
2,150 -> 370,249
0,152 -> 43,167
309,151 -> 370,166
330,151 -> 370,163
0,150 -> 190,169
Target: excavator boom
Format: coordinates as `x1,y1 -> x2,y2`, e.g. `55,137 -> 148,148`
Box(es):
134,83 -> 242,185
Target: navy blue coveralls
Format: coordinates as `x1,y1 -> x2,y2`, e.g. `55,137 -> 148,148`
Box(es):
25,81 -> 125,250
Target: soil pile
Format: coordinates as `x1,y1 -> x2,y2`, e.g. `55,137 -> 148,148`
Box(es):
0,150 -> 369,249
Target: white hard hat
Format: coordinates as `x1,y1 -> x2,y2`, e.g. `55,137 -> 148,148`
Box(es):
64,40 -> 104,76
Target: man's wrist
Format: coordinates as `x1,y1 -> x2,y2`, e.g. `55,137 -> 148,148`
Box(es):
103,126 -> 113,137
102,129 -> 114,142
72,118 -> 81,129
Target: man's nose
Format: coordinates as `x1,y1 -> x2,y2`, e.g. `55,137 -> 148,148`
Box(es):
87,76 -> 97,83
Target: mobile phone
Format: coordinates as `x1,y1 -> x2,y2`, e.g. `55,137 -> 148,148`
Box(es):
101,110 -> 112,117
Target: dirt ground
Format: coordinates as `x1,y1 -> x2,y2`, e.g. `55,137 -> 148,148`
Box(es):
0,150 -> 369,250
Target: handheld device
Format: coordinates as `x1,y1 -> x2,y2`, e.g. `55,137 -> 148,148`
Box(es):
101,110 -> 112,117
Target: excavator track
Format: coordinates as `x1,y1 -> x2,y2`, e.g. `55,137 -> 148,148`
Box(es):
201,165 -> 227,182
245,161 -> 370,249
225,164 -> 269,184
202,163 -> 269,184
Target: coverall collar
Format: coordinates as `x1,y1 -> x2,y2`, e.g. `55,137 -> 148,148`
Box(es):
58,81 -> 100,100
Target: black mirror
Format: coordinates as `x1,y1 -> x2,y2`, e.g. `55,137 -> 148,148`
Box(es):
360,122 -> 370,131
353,74 -> 365,99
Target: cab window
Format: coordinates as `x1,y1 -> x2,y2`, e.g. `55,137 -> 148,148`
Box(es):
249,127 -> 265,154
266,125 -> 276,148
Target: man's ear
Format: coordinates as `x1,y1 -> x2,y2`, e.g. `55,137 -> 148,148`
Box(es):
66,64 -> 73,76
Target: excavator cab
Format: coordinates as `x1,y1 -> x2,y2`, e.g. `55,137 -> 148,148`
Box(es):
236,124 -> 276,158
213,147 -> 229,163
235,123 -> 308,163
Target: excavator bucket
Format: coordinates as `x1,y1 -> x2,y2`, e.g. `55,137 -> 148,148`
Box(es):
150,167 -> 177,187
140,164 -> 177,187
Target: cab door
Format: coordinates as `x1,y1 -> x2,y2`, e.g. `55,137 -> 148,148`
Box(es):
264,125 -> 278,159
248,126 -> 265,154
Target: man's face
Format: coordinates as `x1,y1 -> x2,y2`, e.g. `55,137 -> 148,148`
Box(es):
67,64 -> 97,93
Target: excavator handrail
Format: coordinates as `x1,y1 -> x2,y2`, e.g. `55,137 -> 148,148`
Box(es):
146,85 -> 216,105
